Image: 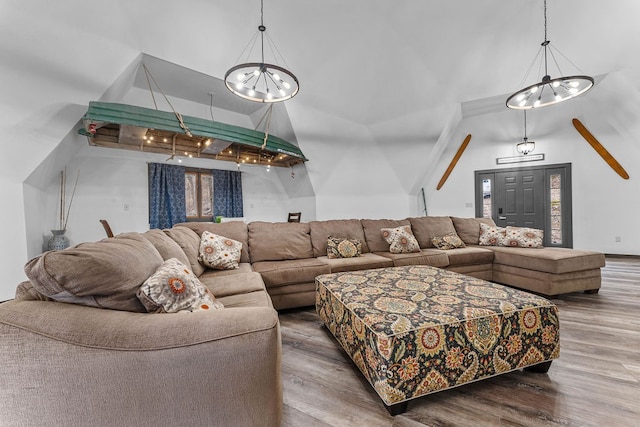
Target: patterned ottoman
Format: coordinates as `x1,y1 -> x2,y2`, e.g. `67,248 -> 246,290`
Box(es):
315,266 -> 560,415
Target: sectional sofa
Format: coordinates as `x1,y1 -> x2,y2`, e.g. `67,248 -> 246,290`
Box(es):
178,215 -> 604,309
0,216 -> 604,425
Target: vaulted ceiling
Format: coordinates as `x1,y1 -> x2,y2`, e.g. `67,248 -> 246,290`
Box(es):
2,0 -> 640,184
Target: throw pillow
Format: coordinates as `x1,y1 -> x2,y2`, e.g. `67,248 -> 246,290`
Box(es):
137,258 -> 224,313
198,231 -> 242,270
327,236 -> 362,259
503,226 -> 544,248
381,226 -> 421,254
431,232 -> 466,250
478,223 -> 507,246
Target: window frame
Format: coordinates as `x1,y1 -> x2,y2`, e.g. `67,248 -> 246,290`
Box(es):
185,167 -> 214,222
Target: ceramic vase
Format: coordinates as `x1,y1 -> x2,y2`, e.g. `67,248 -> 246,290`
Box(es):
48,229 -> 70,251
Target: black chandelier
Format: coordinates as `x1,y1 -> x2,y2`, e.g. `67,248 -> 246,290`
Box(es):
224,0 -> 299,103
506,0 -> 593,109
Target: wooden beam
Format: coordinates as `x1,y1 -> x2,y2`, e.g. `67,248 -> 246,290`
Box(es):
572,118 -> 630,180
437,134 -> 472,190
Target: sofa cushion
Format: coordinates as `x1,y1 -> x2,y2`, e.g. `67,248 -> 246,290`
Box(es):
198,271 -> 266,299
327,237 -> 362,259
407,216 -> 457,248
375,249 -> 450,268
318,253 -> 393,273
381,225 -> 421,254
309,219 -> 370,256
361,219 -> 411,252
175,221 -> 250,263
248,222 -> 314,262
489,246 -> 606,274
478,223 -> 507,246
137,258 -> 224,313
197,262 -> 253,279
252,258 -> 331,288
23,234 -> 163,312
451,217 -> 497,245
443,246 -> 494,266
135,229 -> 191,266
163,226 -> 206,276
503,226 -> 544,248
198,231 -> 243,270
431,232 -> 466,250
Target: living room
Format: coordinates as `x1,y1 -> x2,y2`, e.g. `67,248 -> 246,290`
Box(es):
1,1 -> 639,426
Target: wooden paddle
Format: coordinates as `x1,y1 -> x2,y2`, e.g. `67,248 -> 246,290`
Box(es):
437,134 -> 472,190
572,118 -> 629,180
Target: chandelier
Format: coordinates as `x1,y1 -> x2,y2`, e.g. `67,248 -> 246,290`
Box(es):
506,0 -> 593,109
516,111 -> 535,155
224,0 -> 299,103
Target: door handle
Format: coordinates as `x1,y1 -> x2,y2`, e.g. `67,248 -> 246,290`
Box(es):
498,216 -> 507,220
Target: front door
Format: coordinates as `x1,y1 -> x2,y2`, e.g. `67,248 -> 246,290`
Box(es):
475,164 -> 572,248
494,169 -> 545,229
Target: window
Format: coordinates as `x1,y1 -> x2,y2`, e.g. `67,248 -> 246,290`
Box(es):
549,173 -> 562,245
185,168 -> 213,221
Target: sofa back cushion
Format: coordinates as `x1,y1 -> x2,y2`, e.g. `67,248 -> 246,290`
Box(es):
451,217 -> 497,245
163,226 -> 206,276
248,221 -> 314,262
361,219 -> 411,252
23,234 -> 163,312
125,229 -> 190,267
175,221 -> 250,263
407,216 -> 457,248
309,219 -> 370,257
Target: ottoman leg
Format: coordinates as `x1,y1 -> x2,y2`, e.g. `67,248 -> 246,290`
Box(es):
384,401 -> 408,416
524,360 -> 552,373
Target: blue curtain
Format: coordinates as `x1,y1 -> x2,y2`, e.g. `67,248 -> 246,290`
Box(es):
148,163 -> 187,229
212,169 -> 243,218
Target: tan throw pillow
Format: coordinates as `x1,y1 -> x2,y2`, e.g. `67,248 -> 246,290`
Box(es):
137,258 -> 224,313
503,226 -> 544,248
478,223 -> 507,246
381,226 -> 421,254
198,231 -> 242,270
431,233 -> 466,250
327,237 -> 362,259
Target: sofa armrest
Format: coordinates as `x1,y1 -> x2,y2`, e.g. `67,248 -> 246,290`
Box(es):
0,300 -> 282,426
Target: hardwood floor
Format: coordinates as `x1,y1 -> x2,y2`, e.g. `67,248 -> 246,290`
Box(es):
278,256 -> 640,427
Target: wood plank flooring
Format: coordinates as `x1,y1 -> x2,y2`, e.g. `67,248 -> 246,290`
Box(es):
278,256 -> 640,427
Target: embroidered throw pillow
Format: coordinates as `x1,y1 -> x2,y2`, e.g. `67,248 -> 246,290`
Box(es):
137,258 -> 224,313
431,232 -> 466,250
503,226 -> 544,248
478,223 -> 507,246
198,231 -> 242,270
381,226 -> 421,254
327,236 -> 362,259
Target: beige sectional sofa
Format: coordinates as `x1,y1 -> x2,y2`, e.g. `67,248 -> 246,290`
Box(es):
178,216 -> 604,310
0,215 -> 605,425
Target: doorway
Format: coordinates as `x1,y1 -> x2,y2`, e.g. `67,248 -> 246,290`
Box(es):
475,163 -> 572,248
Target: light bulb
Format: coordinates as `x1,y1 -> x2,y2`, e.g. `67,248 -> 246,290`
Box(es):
516,94 -> 525,101
519,99 -> 527,107
283,81 -> 291,89
235,82 -> 243,90
552,81 -> 560,88
267,89 -> 273,100
272,73 -> 280,81
534,99 -> 541,108
279,88 -> 286,96
178,158 -> 182,163
569,87 -> 578,94
236,73 -> 244,80
531,86 -> 538,94
249,87 -> 256,97
149,136 -> 154,140
569,81 -> 580,87
188,154 -> 193,158
252,70 -> 260,77
555,94 -> 562,101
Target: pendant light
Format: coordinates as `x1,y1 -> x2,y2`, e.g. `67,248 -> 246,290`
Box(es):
506,0 -> 593,109
224,0 -> 299,103
516,111 -> 536,155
